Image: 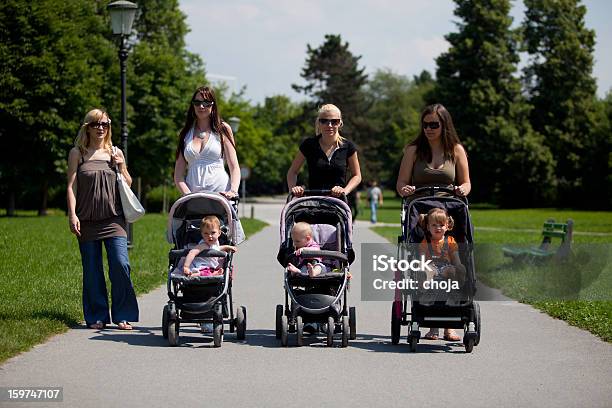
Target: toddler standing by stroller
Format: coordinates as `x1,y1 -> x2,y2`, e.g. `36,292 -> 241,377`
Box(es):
286,222 -> 327,277
183,215 -> 237,277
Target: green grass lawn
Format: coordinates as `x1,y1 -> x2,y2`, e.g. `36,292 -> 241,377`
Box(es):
366,194 -> 612,342
0,213 -> 267,363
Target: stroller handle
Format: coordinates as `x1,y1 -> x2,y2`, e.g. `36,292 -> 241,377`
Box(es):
402,186 -> 468,205
288,189 -> 348,203
169,248 -> 229,263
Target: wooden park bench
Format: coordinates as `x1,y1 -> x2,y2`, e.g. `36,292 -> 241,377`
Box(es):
502,219 -> 574,260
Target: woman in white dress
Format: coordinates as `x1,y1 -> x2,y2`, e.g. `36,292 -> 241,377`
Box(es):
174,86 -> 244,242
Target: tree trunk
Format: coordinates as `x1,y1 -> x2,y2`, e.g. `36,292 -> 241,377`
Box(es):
38,180 -> 48,216
7,191 -> 15,217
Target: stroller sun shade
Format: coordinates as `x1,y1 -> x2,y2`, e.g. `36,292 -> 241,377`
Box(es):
166,192 -> 237,246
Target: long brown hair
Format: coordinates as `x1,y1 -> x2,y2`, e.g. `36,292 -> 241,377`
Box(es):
175,86 -> 235,159
409,103 -> 462,163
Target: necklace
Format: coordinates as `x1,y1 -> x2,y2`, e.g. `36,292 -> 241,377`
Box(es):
195,125 -> 209,139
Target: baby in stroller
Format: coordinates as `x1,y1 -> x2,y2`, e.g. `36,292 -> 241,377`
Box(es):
183,215 -> 237,277
418,207 -> 465,341
419,208 -> 466,282
286,221 -> 327,277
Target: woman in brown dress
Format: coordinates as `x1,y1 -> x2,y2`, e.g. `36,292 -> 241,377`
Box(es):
396,103 -> 471,342
67,109 -> 139,330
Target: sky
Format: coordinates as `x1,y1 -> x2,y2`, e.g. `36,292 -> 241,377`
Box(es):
180,0 -> 612,104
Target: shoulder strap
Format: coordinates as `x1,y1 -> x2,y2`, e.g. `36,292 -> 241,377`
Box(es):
111,146 -> 119,173
441,236 -> 449,258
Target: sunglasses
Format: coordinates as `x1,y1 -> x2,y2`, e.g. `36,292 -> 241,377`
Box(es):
192,99 -> 214,108
88,121 -> 110,129
423,121 -> 440,129
319,118 -> 341,126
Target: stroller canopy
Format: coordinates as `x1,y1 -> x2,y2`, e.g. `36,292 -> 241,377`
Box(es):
166,192 -> 237,245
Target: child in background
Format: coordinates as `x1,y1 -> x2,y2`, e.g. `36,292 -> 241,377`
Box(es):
419,207 -> 465,341
287,222 -> 327,277
183,215 -> 237,277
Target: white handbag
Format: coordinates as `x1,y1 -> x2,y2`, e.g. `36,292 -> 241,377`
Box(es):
113,147 -> 145,223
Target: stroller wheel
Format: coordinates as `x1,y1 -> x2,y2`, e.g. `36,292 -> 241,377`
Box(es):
464,337 -> 475,353
341,315 -> 349,348
213,321 -> 223,347
408,335 -> 418,352
391,301 -> 401,345
349,307 -> 357,340
296,316 -> 304,347
474,302 -> 481,346
162,305 -> 169,339
280,315 -> 289,347
236,306 -> 247,340
326,316 -> 334,347
168,321 -> 179,347
275,304 -> 283,339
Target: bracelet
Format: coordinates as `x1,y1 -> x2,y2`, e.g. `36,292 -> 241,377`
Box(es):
229,189 -> 238,194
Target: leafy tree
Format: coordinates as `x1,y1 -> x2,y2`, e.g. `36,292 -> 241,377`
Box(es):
522,0 -> 598,206
251,95 -> 308,193
0,0 -> 112,214
292,34 -> 374,178
433,0 -> 555,206
585,92 -> 612,209
364,69 -> 434,186
107,0 -> 205,206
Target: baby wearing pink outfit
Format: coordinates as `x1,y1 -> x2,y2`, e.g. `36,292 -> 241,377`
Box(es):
182,215 -> 237,277
286,222 -> 327,277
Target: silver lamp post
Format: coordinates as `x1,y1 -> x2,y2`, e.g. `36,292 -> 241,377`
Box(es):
228,116 -> 241,134
227,117 -> 248,216
108,0 -> 138,246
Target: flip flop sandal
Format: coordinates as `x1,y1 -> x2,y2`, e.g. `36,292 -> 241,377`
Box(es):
117,321 -> 133,330
443,332 -> 461,341
424,331 -> 439,340
88,321 -> 105,330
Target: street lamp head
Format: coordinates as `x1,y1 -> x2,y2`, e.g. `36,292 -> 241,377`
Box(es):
228,116 -> 241,134
107,1 -> 138,36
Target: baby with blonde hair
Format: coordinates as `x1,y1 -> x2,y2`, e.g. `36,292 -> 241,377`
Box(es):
419,207 -> 465,341
287,222 -> 326,277
183,215 -> 237,277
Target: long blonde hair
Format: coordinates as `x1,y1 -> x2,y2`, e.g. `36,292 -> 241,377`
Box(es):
75,109 -> 113,156
314,104 -> 346,145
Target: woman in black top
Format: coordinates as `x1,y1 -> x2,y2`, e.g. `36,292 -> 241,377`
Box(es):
287,104 -> 362,198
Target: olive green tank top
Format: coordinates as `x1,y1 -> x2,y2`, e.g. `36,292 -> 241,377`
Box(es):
412,157 -> 455,188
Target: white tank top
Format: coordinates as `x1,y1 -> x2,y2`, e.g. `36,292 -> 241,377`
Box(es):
183,127 -> 230,193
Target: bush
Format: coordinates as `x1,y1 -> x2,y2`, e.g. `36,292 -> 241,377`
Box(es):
146,184 -> 181,213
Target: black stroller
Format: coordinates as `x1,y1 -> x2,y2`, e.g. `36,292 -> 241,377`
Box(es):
161,192 -> 246,347
276,191 -> 356,347
392,186 -> 481,352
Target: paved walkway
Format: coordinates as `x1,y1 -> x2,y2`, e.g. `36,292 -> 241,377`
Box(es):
1,199 -> 610,407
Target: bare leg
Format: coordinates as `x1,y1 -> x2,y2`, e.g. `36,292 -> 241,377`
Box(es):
307,263 -> 322,277
287,263 -> 301,275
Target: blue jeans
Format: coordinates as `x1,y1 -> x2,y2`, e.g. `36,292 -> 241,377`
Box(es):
79,236 -> 139,325
370,201 -> 378,223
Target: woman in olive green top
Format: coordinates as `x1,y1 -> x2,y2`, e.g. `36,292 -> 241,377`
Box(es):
67,109 -> 139,331
396,103 -> 471,341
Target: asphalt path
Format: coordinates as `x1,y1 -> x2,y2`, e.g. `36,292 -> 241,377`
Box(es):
1,200 -> 611,407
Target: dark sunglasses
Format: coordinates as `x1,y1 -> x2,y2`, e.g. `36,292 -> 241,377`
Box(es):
423,121 -> 440,129
319,118 -> 341,126
192,99 -> 214,108
88,121 -> 110,129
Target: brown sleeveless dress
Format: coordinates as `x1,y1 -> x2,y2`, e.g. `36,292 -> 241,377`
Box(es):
76,159 -> 126,242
